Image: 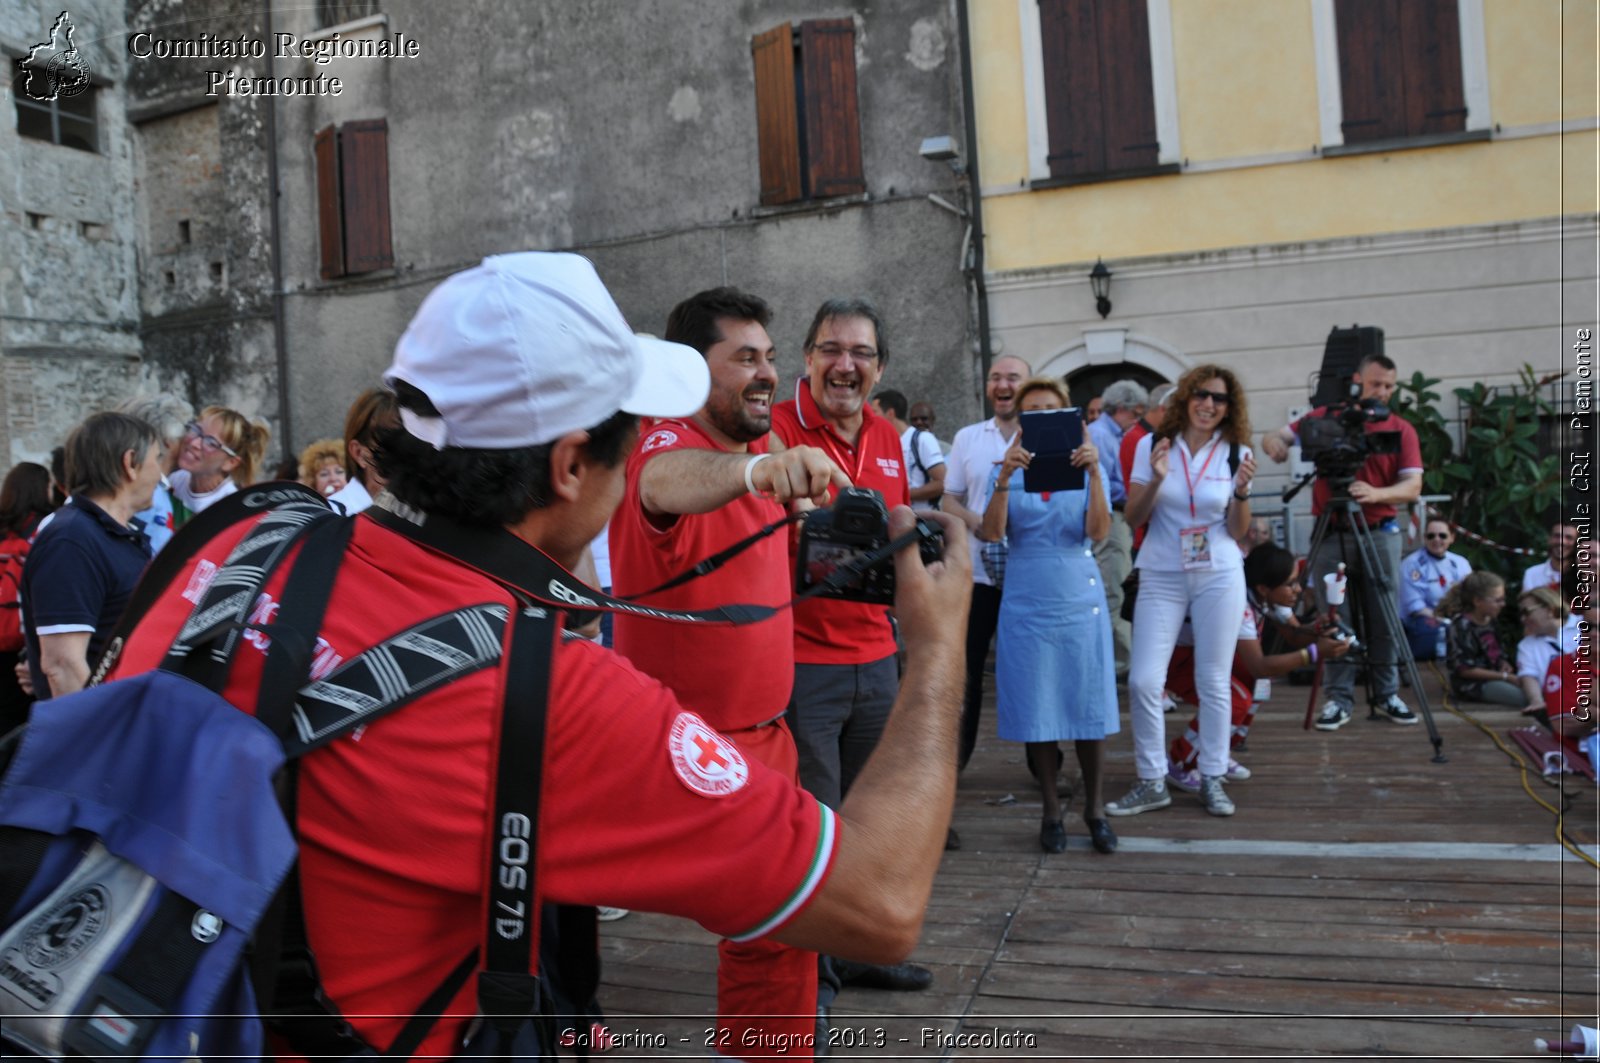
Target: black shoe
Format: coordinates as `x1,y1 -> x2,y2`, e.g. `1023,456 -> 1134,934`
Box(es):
1084,816 -> 1118,854
813,1005 -> 830,1058
944,826 -> 961,851
839,961 -> 933,992
1040,818 -> 1067,853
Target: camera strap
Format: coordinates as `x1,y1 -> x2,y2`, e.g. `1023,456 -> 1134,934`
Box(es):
367,496 -> 929,620
623,513 -> 804,599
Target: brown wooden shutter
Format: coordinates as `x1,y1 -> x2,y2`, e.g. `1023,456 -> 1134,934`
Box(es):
752,23 -> 802,205
1335,0 -> 1407,142
1039,0 -> 1104,178
338,119 -> 393,274
1399,0 -> 1466,136
314,124 -> 344,279
800,19 -> 865,198
1097,0 -> 1159,171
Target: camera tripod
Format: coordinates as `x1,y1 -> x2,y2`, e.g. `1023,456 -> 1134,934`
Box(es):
1298,485 -> 1446,762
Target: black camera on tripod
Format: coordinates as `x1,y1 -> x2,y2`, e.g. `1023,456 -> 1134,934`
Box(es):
1298,325 -> 1401,488
795,487 -> 943,605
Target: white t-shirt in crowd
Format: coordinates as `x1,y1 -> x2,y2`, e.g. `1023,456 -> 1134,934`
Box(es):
1130,431 -> 1250,573
1517,614 -> 1582,679
1522,559 -> 1560,593
899,426 -> 945,513
942,418 -> 1018,587
169,469 -> 238,515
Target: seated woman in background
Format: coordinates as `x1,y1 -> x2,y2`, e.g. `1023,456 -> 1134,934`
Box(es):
168,405 -> 270,520
980,376 -> 1119,855
298,438 -> 349,498
1514,586 -> 1573,726
1440,571 -> 1524,707
1165,543 -> 1352,791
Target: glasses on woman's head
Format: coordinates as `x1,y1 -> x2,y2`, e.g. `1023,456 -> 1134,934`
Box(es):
183,422 -> 238,457
1191,389 -> 1230,406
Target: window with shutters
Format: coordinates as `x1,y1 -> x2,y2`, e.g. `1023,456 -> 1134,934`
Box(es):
1333,0 -> 1466,145
314,119 -> 393,280
750,20 -> 865,206
1036,0 -> 1167,182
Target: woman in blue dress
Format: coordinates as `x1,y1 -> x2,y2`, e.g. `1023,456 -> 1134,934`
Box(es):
979,377 -> 1119,855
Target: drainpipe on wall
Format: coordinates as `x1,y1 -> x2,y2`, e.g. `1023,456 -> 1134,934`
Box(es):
264,0 -> 294,464
956,0 -> 995,417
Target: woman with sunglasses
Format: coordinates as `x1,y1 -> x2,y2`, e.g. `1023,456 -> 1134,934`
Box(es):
1111,365 -> 1255,818
168,406 -> 270,520
1398,518 -> 1473,662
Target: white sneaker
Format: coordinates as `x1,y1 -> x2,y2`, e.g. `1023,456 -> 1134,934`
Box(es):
1199,775 -> 1235,817
1225,758 -> 1251,782
596,907 -> 629,921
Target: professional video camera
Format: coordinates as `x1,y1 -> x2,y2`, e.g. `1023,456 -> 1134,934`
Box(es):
795,487 -> 942,605
1298,325 -> 1401,488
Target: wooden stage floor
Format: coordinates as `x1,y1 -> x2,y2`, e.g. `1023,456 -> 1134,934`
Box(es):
589,664 -> 1598,1061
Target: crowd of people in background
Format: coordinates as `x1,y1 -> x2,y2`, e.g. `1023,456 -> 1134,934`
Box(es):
1,268 -> 1594,1058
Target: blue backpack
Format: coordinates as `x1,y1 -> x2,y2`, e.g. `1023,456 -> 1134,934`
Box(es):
0,484 -> 562,1061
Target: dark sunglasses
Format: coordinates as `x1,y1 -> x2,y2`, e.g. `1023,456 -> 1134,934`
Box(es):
1191,389 -> 1230,405
1424,532 -> 1450,540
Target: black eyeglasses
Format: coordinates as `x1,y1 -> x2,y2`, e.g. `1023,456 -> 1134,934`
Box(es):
183,422 -> 238,457
1424,532 -> 1450,540
1191,389 -> 1229,405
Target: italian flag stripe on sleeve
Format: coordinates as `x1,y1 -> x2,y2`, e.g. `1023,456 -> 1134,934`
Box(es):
727,801 -> 838,942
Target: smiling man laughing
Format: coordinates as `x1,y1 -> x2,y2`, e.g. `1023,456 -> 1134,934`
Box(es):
770,298 -> 935,1034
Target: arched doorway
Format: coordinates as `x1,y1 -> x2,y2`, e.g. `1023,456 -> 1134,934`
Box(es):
1034,329 -> 1190,406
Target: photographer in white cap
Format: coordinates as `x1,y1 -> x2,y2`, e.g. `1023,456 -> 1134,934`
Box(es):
111,252 -> 971,1060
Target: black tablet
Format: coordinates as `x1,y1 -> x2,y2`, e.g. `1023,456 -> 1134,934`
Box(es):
1019,408 -> 1085,493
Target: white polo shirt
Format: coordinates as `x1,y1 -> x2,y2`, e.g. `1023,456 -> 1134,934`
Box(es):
1130,431 -> 1250,573
943,417 -> 1018,587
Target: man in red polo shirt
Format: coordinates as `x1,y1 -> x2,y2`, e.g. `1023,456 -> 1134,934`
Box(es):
610,286 -> 847,1055
770,299 -> 934,1011
103,255 -> 972,1060
1262,351 -> 1424,731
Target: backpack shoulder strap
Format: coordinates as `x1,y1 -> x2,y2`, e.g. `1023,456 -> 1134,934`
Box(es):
910,428 -> 930,478
91,482 -> 330,686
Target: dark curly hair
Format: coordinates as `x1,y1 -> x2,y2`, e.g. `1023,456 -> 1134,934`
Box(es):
374,381 -> 637,528
1156,364 -> 1251,447
665,287 -> 772,356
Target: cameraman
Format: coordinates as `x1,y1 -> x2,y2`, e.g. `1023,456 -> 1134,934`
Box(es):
1261,351 -> 1423,730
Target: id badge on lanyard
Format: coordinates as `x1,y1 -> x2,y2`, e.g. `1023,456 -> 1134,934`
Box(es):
1177,439 -> 1220,571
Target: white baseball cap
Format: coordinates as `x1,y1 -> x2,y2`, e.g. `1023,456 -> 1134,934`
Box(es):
385,252 -> 709,448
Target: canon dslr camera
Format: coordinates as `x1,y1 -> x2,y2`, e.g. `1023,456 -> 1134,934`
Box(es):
795,487 -> 943,605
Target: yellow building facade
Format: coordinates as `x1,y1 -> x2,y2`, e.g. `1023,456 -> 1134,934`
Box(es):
966,0 -> 1596,517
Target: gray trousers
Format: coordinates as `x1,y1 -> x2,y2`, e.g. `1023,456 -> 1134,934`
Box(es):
786,655 -> 899,811
1313,517 -> 1404,706
1092,511 -> 1133,674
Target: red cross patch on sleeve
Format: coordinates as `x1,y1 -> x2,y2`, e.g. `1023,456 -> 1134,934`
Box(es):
669,712 -> 750,797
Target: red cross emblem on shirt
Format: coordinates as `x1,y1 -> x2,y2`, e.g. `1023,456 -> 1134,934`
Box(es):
669,712 -> 750,797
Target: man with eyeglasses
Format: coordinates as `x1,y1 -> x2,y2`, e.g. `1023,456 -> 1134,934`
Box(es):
1262,351 -> 1424,730
770,298 -> 936,1022
1399,517 -> 1472,661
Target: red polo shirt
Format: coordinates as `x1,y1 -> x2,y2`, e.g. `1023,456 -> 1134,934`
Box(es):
610,419 -> 794,731
1291,408 -> 1422,523
109,514 -> 837,1060
770,381 -> 907,665
1120,418 -> 1156,550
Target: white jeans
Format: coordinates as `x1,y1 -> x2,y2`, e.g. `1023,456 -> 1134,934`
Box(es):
1128,566 -> 1246,780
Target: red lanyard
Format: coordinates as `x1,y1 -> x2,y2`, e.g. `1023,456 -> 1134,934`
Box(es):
1177,438 -> 1220,520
